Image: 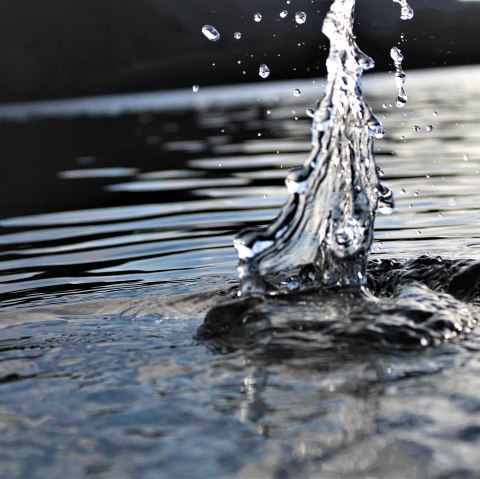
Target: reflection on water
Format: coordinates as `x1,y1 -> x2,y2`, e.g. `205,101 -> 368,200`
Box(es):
1,66 -> 480,478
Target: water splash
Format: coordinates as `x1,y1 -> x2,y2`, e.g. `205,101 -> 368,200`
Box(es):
234,0 -> 393,296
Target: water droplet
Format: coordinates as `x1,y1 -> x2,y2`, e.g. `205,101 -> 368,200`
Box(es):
234,32 -> 242,40
390,46 -> 403,63
306,108 -> 315,118
412,125 -> 421,132
393,0 -> 414,20
266,109 -> 272,115
259,63 -> 270,79
295,12 -> 307,24
463,154 -> 469,161
378,196 -> 395,215
280,10 -> 288,18
192,85 -> 200,93
426,125 -> 434,132
254,13 -> 262,22
202,25 -> 220,42
294,88 -> 301,97
433,111 -> 438,116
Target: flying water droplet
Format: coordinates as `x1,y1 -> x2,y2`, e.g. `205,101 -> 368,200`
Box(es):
306,108 -> 315,118
234,32 -> 242,40
254,13 -> 262,22
280,10 -> 288,18
426,125 -> 434,132
390,47 -> 403,63
412,125 -> 421,132
259,64 -> 270,79
192,85 -> 200,93
202,25 -> 220,42
294,88 -> 301,97
393,0 -> 414,20
295,12 -> 307,24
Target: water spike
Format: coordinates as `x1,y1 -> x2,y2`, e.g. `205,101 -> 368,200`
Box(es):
234,0 -> 392,295
391,46 -> 408,107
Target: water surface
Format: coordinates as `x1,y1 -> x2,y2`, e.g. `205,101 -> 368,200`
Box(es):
1,66 -> 480,478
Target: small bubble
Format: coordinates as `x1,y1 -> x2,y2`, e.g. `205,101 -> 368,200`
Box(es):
295,12 -> 307,24
192,84 -> 200,93
280,10 -> 288,18
426,125 -> 434,132
202,25 -> 220,42
254,13 -> 262,22
294,88 -> 301,97
234,31 -> 242,40
259,63 -> 270,78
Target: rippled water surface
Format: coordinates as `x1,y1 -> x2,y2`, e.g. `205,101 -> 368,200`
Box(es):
1,66 -> 480,478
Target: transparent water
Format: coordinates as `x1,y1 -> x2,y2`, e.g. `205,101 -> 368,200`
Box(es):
233,0 -> 387,295
1,65 -> 480,478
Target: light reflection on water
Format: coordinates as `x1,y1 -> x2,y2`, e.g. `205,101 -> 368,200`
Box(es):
0,67 -> 480,478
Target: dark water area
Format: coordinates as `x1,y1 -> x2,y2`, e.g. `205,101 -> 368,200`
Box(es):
1,66 -> 480,478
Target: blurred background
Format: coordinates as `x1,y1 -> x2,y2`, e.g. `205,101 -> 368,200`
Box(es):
0,0 -> 479,103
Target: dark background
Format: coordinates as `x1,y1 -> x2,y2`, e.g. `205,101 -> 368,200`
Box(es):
0,0 -> 479,103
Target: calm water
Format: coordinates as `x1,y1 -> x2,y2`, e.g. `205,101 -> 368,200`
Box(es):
1,66 -> 480,478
